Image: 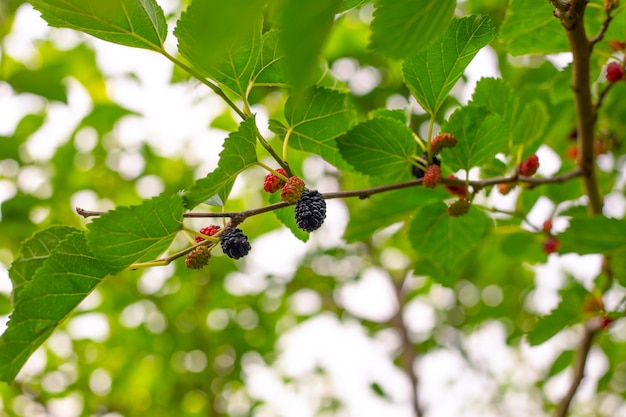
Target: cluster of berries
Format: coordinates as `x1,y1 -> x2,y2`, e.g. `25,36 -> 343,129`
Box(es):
185,224 -> 253,269
185,225 -> 220,269
565,129 -> 611,162
541,219 -> 559,255
566,141 -> 609,161
413,154 -> 441,187
497,154 -> 540,195
412,133 -> 470,216
444,174 -> 469,216
413,133 -> 457,185
264,170 -> 327,232
412,132 -> 457,183
185,170 -> 327,270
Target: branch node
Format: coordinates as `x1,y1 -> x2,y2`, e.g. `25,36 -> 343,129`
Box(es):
551,0 -> 571,13
229,214 -> 247,228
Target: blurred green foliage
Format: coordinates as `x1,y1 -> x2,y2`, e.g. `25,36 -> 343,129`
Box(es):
0,0 -> 624,416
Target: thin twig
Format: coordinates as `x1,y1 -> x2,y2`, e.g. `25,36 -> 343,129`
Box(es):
390,280 -> 423,417
128,239 -> 219,269
589,5 -> 614,45
76,168 -> 584,220
253,123 -> 292,176
555,318 -> 602,417
592,82 -> 615,124
160,51 -> 290,173
160,50 -> 246,120
482,207 -> 543,231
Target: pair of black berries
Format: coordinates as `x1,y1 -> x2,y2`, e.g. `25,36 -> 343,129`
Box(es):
220,190 -> 327,260
187,228 -> 252,267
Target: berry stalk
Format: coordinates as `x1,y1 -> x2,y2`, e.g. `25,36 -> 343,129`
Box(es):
257,162 -> 290,182
252,123 -> 292,177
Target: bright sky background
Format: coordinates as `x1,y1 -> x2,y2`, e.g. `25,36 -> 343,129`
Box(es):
1,3 -> 626,417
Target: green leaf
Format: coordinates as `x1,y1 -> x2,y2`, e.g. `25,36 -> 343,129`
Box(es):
527,283 -> 587,346
275,0 -> 341,90
605,4 -> 626,40
174,0 -> 264,97
370,382 -> 391,400
546,350 -> 575,378
499,230 -> 545,263
5,65 -> 67,102
86,194 -> 184,272
30,0 -> 168,51
339,0 -> 369,12
610,248 -> 626,287
441,104 -> 507,172
369,108 -> 408,124
402,15 -> 495,115
269,192 -> 309,242
512,99 -> 549,153
337,118 -> 417,177
471,77 -> 548,156
370,0 -> 455,59
559,216 -> 626,255
251,30 -> 286,87
78,103 -> 138,136
5,113 -> 46,161
499,0 -> 568,56
407,202 -> 491,286
269,87 -> 357,170
13,113 -> 47,147
210,109 -> 240,132
9,226 -> 78,304
185,117 -> 258,209
471,77 -> 518,136
0,231 -> 110,383
0,294 -> 10,316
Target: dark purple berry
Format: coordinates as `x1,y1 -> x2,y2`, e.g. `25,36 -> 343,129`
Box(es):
295,190 -> 326,232
220,228 -> 251,259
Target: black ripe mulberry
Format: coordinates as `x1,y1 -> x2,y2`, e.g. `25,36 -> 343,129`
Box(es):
295,190 -> 326,232
220,228 -> 251,259
413,153 -> 441,179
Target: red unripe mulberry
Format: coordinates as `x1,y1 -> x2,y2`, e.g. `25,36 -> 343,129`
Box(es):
606,61 -> 625,83
518,154 -> 539,177
430,133 -> 457,155
444,175 -> 467,198
196,225 -> 220,242
422,165 -> 442,189
264,168 -> 287,193
280,176 -> 305,203
543,236 -> 559,254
